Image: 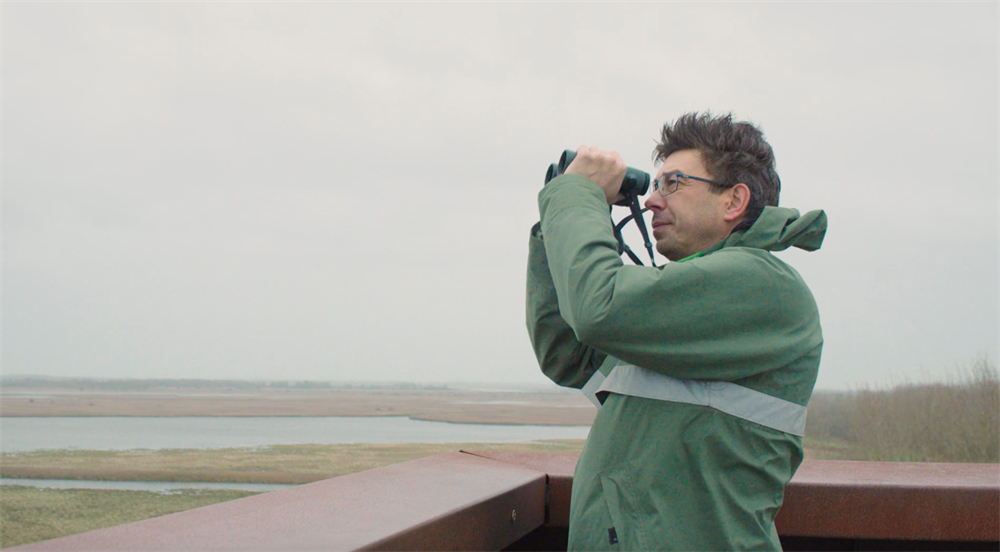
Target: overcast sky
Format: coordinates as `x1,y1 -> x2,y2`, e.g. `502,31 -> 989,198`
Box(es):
3,2 -> 997,390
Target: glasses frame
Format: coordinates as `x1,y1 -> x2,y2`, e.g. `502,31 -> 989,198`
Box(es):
653,172 -> 728,196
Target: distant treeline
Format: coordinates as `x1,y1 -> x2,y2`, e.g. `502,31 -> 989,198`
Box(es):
1,377 -> 449,392
805,356 -> 999,463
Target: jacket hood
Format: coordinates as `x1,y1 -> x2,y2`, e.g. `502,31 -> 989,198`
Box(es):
725,206 -> 827,252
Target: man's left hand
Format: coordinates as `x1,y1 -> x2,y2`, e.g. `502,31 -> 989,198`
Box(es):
564,146 -> 627,205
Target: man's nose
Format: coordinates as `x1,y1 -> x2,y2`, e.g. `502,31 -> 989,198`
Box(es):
644,192 -> 665,211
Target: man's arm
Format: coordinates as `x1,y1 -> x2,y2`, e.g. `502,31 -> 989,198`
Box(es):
539,175 -> 823,382
526,222 -> 608,388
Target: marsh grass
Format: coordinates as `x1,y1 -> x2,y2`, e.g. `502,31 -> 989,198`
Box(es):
0,486 -> 259,549
805,357 -> 999,463
1,440 -> 587,484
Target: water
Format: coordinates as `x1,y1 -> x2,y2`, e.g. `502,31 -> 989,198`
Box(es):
0,478 -> 292,493
1,416 -> 591,453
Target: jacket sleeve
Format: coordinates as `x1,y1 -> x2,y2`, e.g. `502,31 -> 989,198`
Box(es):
539,175 -> 822,382
526,222 -> 608,388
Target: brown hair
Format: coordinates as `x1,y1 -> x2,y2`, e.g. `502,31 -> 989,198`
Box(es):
654,112 -> 780,222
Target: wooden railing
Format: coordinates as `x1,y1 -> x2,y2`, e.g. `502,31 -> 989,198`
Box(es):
9,452 -> 999,551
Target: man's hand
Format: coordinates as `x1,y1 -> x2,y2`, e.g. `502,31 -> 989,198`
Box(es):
564,146 -> 627,205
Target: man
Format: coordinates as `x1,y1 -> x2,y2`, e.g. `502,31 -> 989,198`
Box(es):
526,112 -> 827,550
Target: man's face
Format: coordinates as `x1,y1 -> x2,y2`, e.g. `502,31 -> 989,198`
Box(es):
644,149 -> 734,262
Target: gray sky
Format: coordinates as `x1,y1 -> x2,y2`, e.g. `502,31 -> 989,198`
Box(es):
3,2 -> 997,390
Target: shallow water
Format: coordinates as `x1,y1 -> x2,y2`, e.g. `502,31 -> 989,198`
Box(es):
1,416 -> 591,453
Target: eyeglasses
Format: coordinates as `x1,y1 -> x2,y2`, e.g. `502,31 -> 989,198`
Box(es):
653,172 -> 728,196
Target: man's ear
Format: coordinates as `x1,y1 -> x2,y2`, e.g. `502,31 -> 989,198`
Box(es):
722,183 -> 751,222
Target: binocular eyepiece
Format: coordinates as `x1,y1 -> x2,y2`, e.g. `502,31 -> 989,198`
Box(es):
544,150 -> 651,205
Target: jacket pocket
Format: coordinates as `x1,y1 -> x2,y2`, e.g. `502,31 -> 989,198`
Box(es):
599,462 -> 650,551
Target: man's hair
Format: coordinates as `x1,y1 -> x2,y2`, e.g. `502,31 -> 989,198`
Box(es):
654,112 -> 780,223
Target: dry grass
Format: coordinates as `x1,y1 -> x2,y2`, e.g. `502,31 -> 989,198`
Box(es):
0,486 -> 259,549
1,440 -> 587,484
805,357 -> 999,463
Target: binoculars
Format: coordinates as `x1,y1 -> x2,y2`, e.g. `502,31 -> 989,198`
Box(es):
544,150 -> 651,205
543,149 -> 657,267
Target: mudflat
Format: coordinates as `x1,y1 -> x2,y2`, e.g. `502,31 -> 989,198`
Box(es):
1,387 -> 597,426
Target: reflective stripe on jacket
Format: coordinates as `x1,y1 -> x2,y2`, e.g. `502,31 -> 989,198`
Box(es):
584,362 -> 808,436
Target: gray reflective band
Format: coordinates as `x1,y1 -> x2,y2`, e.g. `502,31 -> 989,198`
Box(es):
595,364 -> 807,436
580,370 -> 607,408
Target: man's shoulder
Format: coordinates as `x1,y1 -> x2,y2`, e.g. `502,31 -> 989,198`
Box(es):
690,246 -> 818,310
692,246 -> 806,282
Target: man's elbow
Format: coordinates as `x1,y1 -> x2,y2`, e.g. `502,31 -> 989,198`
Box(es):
540,360 -> 591,389
535,343 -> 598,389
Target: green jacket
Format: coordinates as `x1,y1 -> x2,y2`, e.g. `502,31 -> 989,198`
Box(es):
526,174 -> 826,551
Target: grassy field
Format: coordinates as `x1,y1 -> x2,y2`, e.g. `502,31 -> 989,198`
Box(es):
1,440 -> 586,484
0,486 -> 260,549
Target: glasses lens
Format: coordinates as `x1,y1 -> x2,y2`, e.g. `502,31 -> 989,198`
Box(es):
657,174 -> 679,195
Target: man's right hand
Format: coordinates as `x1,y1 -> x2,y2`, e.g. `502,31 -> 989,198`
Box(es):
564,146 -> 627,205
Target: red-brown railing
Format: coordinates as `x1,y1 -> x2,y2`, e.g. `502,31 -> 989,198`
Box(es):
9,452 -> 999,551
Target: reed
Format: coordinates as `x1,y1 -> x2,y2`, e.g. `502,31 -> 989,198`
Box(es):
805,356 -> 999,463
